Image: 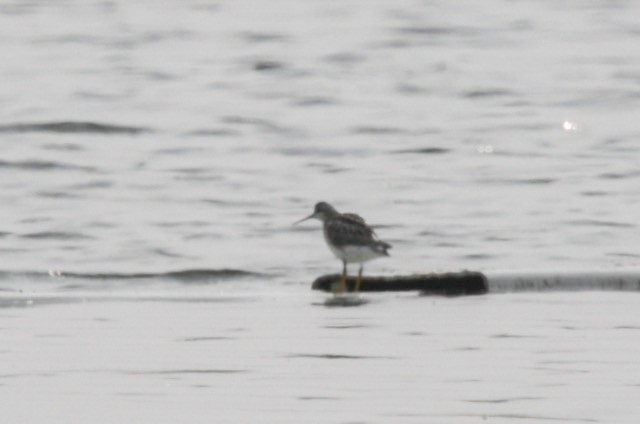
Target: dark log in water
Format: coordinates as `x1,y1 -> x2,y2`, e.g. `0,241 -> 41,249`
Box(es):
312,271 -> 488,295
313,270 -> 640,295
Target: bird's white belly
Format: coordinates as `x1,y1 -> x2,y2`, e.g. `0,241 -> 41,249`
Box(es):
327,243 -> 381,264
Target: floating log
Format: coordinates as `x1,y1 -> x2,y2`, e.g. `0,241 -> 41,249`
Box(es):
312,271 -> 488,296
312,270 -> 640,295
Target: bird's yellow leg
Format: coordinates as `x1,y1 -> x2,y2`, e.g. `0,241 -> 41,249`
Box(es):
338,274 -> 347,295
338,260 -> 347,294
354,265 -> 363,293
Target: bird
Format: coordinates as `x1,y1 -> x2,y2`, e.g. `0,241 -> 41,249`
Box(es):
295,201 -> 391,294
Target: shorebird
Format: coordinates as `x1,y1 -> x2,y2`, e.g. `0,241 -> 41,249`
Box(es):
295,201 -> 391,293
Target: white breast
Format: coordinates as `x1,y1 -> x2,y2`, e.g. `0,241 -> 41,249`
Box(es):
325,241 -> 382,264
322,222 -> 385,264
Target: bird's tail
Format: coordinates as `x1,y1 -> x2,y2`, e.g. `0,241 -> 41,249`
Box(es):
375,240 -> 392,256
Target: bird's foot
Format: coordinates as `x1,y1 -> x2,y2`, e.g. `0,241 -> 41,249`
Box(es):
332,274 -> 348,296
354,275 -> 362,294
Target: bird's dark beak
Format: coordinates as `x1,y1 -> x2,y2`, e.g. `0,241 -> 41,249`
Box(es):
293,213 -> 315,226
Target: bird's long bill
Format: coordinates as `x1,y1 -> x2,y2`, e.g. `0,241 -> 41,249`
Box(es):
293,214 -> 315,226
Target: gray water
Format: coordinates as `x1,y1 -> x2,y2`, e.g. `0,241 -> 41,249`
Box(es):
1,1 -> 640,423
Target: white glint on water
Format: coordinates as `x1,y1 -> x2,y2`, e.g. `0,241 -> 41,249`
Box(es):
562,120 -> 580,132
476,144 -> 494,154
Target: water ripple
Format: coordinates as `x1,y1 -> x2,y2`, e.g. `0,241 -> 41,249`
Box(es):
393,147 -> 451,155
565,219 -> 635,229
0,159 -> 96,172
0,121 -> 149,135
21,231 -> 93,240
287,353 -> 398,360
0,269 -> 263,283
127,369 -> 247,375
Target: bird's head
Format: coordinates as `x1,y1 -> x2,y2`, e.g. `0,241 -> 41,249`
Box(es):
294,201 -> 339,225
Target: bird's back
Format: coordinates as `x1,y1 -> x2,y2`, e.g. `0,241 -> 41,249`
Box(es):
324,213 -> 391,257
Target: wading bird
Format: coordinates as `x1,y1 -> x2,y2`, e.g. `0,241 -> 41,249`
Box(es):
296,202 -> 391,293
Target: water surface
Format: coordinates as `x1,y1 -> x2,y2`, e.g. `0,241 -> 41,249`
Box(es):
1,1 -> 639,422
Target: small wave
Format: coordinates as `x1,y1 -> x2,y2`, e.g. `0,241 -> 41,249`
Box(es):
608,252 -> 640,259
565,219 -> 635,228
124,368 -> 247,375
287,353 -> 396,360
21,231 -> 93,240
393,147 -> 451,155
0,121 -> 149,135
462,88 -> 515,99
292,96 -> 336,107
0,269 -> 261,283
460,253 -> 495,260
397,25 -> 460,36
69,180 -> 113,190
580,191 -> 608,197
21,231 -> 92,240
186,128 -> 240,137
253,60 -> 286,72
465,397 -> 543,404
239,31 -> 289,44
598,170 -> 640,180
63,269 -> 259,282
221,115 -> 295,134
42,143 -> 84,151
509,178 -> 556,185
352,126 -> 408,135
323,52 -> 365,64
153,147 -> 204,156
0,159 -> 96,172
477,177 -> 556,185
201,198 -> 263,208
36,191 -> 82,199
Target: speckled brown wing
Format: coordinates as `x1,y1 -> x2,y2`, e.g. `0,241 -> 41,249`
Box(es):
342,213 -> 367,226
343,213 -> 392,254
325,214 -> 375,248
